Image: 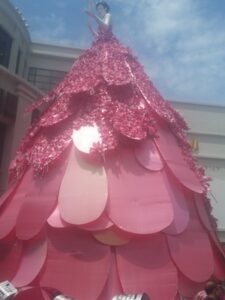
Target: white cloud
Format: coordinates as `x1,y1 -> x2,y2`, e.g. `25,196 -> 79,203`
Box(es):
113,0 -> 225,105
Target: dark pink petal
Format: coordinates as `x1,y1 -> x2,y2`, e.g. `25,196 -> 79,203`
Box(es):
12,236 -> 47,287
117,234 -> 178,300
154,124 -> 203,193
59,148 -> 108,225
0,241 -> 22,282
16,160 -> 67,240
213,248 -> 225,280
14,287 -> 49,300
0,180 -> 22,209
40,228 -> 110,300
163,184 -> 189,235
135,139 -> 164,171
105,147 -> 174,234
167,199 -> 214,282
98,251 -> 123,300
0,169 -> 34,239
178,272 -> 204,299
195,194 -> 225,257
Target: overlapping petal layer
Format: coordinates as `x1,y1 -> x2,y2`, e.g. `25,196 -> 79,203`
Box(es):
0,28 -> 224,300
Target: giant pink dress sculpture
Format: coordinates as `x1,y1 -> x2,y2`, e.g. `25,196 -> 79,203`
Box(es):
0,3 -> 224,300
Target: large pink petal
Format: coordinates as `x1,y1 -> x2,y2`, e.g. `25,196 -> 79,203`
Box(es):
0,180 -> 22,209
213,248 -> 225,280
16,160 -> 67,240
154,124 -> 203,193
135,138 -> 164,171
12,236 -> 47,287
40,228 -> 110,300
167,199 -> 214,282
117,234 -> 178,300
98,251 -> 123,300
0,241 -> 23,282
195,194 -> 225,257
0,169 -> 33,239
59,148 -> 108,225
105,147 -> 174,234
164,184 -> 189,235
178,272 -> 204,299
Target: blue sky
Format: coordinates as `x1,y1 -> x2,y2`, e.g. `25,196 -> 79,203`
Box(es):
11,0 -> 225,106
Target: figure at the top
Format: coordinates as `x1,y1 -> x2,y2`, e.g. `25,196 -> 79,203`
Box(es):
0,2 -> 224,300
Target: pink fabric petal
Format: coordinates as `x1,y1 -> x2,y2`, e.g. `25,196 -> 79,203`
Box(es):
0,169 -> 34,239
195,194 -> 225,257
12,236 -> 47,287
0,241 -> 23,282
0,180 -> 22,208
134,138 -> 164,171
178,272 -> 204,299
79,213 -> 113,231
105,147 -> 174,234
117,234 -> 178,300
59,148 -> 108,225
40,228 -> 110,300
14,287 -> 49,300
98,251 -> 123,300
47,205 -> 68,229
16,160 -> 67,240
167,199 -> 214,283
154,124 -> 203,193
164,185 -> 189,235
213,248 -> 225,280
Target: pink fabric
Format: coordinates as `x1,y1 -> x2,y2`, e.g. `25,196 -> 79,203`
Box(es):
0,26 -> 224,300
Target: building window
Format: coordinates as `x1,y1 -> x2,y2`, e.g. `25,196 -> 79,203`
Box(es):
15,49 -> 21,74
28,67 -> 67,93
0,88 -> 18,120
0,26 -> 12,68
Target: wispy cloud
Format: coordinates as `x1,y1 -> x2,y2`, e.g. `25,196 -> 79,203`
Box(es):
114,0 -> 225,105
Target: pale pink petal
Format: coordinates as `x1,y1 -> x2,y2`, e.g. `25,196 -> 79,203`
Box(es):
105,147 -> 173,234
0,241 -> 22,282
40,228 -> 110,300
117,234 -> 178,300
12,237 -> 47,287
93,227 -> 131,246
47,205 -> 68,228
0,169 -> 33,239
154,124 -> 203,193
16,159 -> 67,240
59,147 -> 108,225
79,213 -> 113,231
167,199 -> 214,282
135,138 -> 164,171
164,185 -> 189,235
